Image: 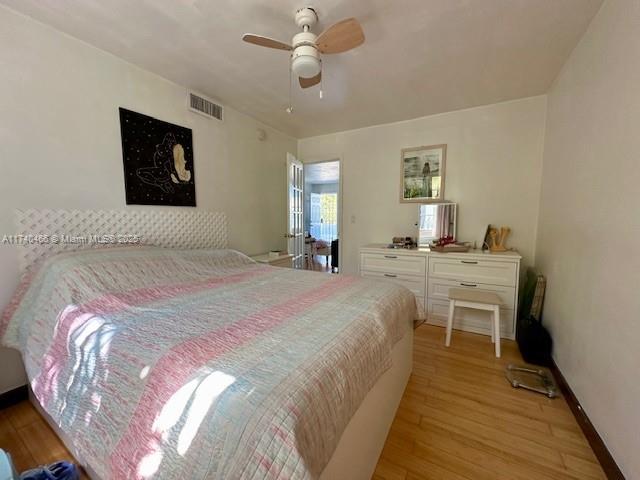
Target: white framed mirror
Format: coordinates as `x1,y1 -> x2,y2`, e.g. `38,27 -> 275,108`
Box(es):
418,202 -> 457,246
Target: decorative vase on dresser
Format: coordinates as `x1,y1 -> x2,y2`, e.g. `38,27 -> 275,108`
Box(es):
360,244 -> 521,339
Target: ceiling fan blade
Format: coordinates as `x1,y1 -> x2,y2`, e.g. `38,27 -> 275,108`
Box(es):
242,34 -> 292,51
299,72 -> 321,88
315,18 -> 364,54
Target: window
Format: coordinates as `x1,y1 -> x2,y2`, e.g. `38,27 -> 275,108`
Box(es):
310,192 -> 337,242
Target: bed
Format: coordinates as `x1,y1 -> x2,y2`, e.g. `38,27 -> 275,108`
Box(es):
1,244 -> 416,479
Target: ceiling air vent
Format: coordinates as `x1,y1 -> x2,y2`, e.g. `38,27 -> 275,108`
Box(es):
188,92 -> 223,121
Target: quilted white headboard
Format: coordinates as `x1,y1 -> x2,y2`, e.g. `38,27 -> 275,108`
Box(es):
14,209 -> 228,271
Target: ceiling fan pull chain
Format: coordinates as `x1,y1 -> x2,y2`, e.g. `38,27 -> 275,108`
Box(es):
319,59 -> 324,99
286,55 -> 294,113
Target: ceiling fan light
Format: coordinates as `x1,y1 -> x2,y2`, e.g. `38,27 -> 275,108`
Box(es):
292,55 -> 321,78
291,41 -> 321,79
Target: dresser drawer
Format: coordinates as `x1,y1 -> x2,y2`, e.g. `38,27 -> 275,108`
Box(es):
360,253 -> 426,276
428,278 -> 516,309
427,299 -> 515,338
361,271 -> 426,298
428,257 -> 517,286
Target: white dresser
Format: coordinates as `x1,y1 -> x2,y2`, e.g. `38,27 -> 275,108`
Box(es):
360,244 -> 521,339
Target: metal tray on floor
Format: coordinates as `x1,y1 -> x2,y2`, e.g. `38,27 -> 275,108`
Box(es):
506,364 -> 558,398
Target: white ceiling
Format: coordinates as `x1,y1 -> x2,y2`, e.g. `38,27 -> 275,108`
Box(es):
2,0 -> 602,138
305,161 -> 339,184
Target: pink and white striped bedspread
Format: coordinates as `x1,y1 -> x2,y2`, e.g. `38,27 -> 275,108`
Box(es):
1,247 -> 417,479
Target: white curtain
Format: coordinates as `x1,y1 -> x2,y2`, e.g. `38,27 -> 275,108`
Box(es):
434,204 -> 454,239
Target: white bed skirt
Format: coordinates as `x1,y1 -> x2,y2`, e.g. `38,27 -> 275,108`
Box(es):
320,326 -> 413,479
31,327 -> 413,480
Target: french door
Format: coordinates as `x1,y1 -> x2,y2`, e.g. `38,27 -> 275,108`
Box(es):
286,153 -> 304,269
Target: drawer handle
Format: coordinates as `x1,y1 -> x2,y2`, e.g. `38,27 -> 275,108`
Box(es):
460,282 -> 477,287
461,260 -> 478,264
384,273 -> 398,278
384,255 -> 398,259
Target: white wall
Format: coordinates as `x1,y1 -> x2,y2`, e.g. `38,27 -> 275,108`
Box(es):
0,6 -> 296,393
535,0 -> 639,476
298,97 -> 547,275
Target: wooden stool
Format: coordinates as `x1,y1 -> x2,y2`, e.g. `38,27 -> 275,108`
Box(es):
446,288 -> 503,357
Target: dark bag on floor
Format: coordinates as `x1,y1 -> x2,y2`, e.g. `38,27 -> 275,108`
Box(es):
517,315 -> 553,366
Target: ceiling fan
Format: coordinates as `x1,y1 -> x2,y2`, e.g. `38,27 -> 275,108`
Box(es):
242,7 -> 364,90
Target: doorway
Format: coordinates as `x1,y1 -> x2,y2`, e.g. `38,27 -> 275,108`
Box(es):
303,160 -> 341,273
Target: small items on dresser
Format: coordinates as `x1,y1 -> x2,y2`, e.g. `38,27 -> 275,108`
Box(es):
429,235 -> 470,252
432,235 -> 456,246
388,236 -> 417,249
430,243 -> 470,253
483,224 -> 512,252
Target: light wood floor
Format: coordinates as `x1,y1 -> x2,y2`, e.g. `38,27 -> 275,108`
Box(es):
0,325 -> 604,480
0,400 -> 88,478
373,325 -> 606,480
306,255 -> 334,273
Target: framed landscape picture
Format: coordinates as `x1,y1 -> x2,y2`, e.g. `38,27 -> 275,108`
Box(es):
400,144 -> 446,203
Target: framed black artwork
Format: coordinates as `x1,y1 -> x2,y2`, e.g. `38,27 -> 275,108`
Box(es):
119,107 -> 196,206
